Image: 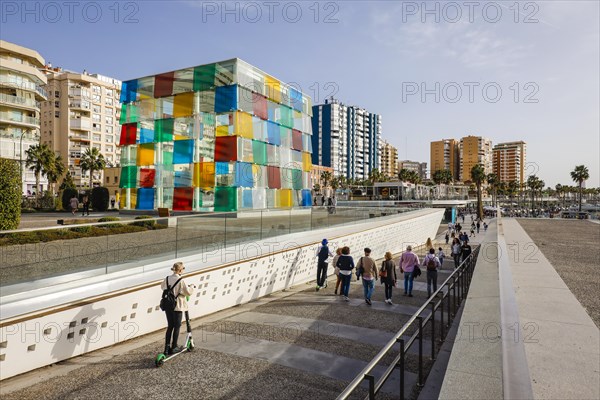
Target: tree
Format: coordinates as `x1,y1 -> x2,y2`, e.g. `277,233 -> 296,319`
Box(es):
507,180 -> 519,209
80,147 -> 106,189
25,143 -> 53,207
486,173 -> 499,207
471,164 -> 486,219
320,171 -> 332,189
46,154 -> 66,197
526,175 -> 544,212
570,165 -> 590,212
0,158 -> 22,230
397,168 -> 411,200
60,170 -> 76,191
432,169 -> 453,185
312,183 -> 321,193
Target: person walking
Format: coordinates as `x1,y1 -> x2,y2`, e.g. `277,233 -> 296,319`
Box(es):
356,248 -> 377,305
69,195 -> 79,216
484,222 -> 488,232
470,224 -> 475,237
461,241 -> 473,264
476,220 -> 481,234
452,238 -> 461,268
161,262 -> 195,356
81,195 -> 90,216
380,252 -> 397,304
336,246 -> 355,301
333,248 -> 342,295
316,239 -> 333,291
423,248 -> 441,297
399,245 -> 419,297
437,247 -> 445,269
445,232 -> 450,244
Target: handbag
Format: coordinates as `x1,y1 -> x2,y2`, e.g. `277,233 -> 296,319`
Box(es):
379,261 -> 387,278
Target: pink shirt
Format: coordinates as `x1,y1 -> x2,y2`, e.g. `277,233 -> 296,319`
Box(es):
399,251 -> 419,273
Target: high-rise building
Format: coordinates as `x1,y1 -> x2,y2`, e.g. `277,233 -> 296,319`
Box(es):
311,98 -> 381,181
117,58 -> 314,211
398,160 -> 428,180
459,135 -> 492,182
493,141 -> 526,185
430,138 -> 459,181
41,68 -> 122,189
0,40 -> 48,194
380,139 -> 398,179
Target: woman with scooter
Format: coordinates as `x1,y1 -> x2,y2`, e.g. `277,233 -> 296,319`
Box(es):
159,262 -> 195,359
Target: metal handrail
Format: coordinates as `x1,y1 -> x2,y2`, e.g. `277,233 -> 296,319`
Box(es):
337,245 -> 481,400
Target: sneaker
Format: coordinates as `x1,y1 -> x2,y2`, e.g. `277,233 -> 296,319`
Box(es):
388,299 -> 393,305
316,285 -> 320,291
334,289 -> 337,295
366,298 -> 372,305
344,296 -> 350,302
403,293 -> 408,296
169,346 -> 184,355
408,294 -> 413,297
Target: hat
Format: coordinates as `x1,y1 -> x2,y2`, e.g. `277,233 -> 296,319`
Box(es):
322,239 -> 328,245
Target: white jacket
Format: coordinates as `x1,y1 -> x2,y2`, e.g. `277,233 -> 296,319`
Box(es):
161,274 -> 195,312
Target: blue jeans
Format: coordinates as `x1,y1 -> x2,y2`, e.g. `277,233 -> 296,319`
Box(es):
362,278 -> 375,300
340,273 -> 352,297
404,271 -> 414,294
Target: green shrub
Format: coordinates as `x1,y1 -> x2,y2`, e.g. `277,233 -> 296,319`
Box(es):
0,159 -> 22,230
132,215 -> 156,228
39,191 -> 57,210
98,216 -> 122,228
91,187 -> 109,211
62,188 -> 79,211
70,225 -> 92,233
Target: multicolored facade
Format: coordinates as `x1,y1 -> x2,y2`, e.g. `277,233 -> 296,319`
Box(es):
118,59 -> 313,211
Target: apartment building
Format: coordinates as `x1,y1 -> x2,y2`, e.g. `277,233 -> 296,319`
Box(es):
430,138 -> 459,181
493,141 -> 526,185
380,139 -> 398,179
0,40 -> 48,194
459,135 -> 492,182
41,68 -> 122,189
398,160 -> 428,180
311,98 -> 381,181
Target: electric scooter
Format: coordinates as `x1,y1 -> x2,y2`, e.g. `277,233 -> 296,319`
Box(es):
155,310 -> 194,367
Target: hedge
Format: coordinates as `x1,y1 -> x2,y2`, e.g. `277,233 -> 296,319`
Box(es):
132,215 -> 156,227
91,187 -> 109,211
0,158 -> 22,230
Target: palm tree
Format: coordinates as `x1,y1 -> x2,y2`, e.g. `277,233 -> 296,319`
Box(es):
507,180 -> 519,209
46,154 -> 66,197
320,171 -> 332,189
570,165 -> 590,212
555,184 -> 563,208
80,147 -> 106,189
526,175 -> 545,213
432,169 -> 453,185
397,168 -> 411,200
471,164 -> 486,219
486,173 -> 499,207
25,143 -> 53,206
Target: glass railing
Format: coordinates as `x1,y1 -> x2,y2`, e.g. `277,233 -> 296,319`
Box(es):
0,93 -> 40,108
0,111 -> 40,126
0,77 -> 47,99
0,206 -> 418,294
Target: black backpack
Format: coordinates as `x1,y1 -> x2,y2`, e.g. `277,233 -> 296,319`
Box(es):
160,277 -> 182,312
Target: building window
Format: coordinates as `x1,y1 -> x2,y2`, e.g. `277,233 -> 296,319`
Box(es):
55,101 -> 60,108
105,97 -> 113,106
92,85 -> 101,94
105,135 -> 114,143
106,89 -> 114,97
106,176 -> 110,183
105,107 -> 113,115
106,145 -> 113,153
92,134 -> 101,141
55,111 -> 60,118
105,126 -> 113,134
92,113 -> 101,122
54,91 -> 60,98
105,116 -> 113,125
92,123 -> 101,131
92,105 -> 101,113
92,94 -> 101,103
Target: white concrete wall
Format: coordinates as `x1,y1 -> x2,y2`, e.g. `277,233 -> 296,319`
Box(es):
0,209 -> 443,380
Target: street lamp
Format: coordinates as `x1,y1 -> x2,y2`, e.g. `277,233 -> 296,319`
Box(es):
19,130 -> 26,194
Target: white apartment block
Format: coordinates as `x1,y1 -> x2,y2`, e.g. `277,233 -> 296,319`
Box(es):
41,68 -> 122,189
0,40 -> 49,194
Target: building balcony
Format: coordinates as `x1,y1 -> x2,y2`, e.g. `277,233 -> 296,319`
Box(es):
70,118 -> 91,131
0,77 -> 47,99
0,93 -> 40,110
0,111 -> 40,128
69,131 -> 91,141
69,101 -> 91,111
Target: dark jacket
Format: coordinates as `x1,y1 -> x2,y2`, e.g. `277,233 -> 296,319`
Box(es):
381,259 -> 397,284
336,254 -> 355,271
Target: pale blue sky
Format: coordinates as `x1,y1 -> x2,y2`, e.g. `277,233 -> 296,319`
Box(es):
2,1 -> 598,186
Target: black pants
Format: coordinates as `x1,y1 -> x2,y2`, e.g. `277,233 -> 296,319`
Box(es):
453,254 -> 461,268
317,261 -> 328,287
82,203 -> 89,215
427,270 -> 438,297
165,310 -> 183,348
384,281 -> 394,300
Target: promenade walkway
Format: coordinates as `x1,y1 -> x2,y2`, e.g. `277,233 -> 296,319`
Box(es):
1,229 -> 470,400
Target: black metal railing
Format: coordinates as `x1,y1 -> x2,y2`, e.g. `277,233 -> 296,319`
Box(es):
337,245 -> 481,400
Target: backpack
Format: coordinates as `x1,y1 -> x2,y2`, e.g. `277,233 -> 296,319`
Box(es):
427,256 -> 437,271
160,276 -> 182,312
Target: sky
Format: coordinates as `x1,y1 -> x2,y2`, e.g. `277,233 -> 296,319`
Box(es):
2,0 -> 599,187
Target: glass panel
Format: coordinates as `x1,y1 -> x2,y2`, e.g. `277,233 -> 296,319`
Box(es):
120,166 -> 137,188
215,136 -> 237,162
139,168 -> 155,187
173,92 -> 195,118
173,139 -> 194,164
137,143 -> 155,166
214,186 -> 237,211
173,187 -> 193,211
136,188 -> 155,209
215,84 -> 238,113
154,72 -> 175,98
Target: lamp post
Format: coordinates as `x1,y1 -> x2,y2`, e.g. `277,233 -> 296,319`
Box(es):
19,130 -> 26,194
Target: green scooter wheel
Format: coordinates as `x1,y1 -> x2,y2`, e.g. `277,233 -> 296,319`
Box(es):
155,353 -> 166,367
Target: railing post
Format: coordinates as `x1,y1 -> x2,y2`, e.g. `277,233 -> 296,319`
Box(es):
440,292 -> 445,339
431,302 -> 436,360
365,374 -> 375,399
397,337 -> 405,400
452,277 -> 457,316
417,316 -> 423,386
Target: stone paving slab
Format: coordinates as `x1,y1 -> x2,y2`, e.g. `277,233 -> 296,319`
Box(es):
195,331 -> 418,396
